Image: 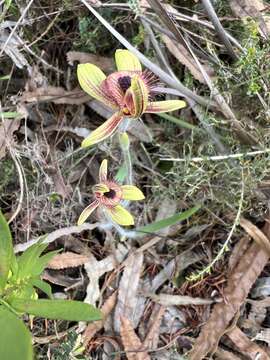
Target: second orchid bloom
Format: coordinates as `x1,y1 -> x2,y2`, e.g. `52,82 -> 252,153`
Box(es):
78,160 -> 144,226
77,49 -> 186,147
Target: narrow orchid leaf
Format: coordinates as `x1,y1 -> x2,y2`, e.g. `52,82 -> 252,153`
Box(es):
157,113 -> 197,130
135,205 -> 201,235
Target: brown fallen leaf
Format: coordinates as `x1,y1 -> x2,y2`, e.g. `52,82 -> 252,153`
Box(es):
162,34 -> 213,84
46,252 -> 90,269
215,347 -> 242,360
143,304 -> 165,349
243,298 -> 270,331
114,253 -> 144,332
67,51 -> 114,72
230,0 -> 270,38
21,86 -> 89,105
0,118 -> 20,159
254,328 -> 270,346
188,222 -> 270,360
226,326 -> 269,360
120,316 -> 150,360
83,291 -> 117,346
146,293 -> 215,306
239,217 -> 270,256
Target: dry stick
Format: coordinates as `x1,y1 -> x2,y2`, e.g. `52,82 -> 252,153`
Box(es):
100,2 -> 244,52
79,0 -> 211,108
141,15 -> 219,65
201,0 -> 238,61
14,223 -> 99,253
141,4 -> 229,155
0,0 -> 34,59
141,18 -> 178,80
148,0 -> 257,145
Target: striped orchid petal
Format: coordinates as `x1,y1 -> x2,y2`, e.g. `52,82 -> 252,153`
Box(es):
106,204 -> 134,226
77,63 -> 114,107
124,76 -> 149,118
121,185 -> 145,200
81,112 -> 124,148
77,200 -> 99,225
145,100 -> 186,113
115,49 -> 142,71
99,159 -> 108,182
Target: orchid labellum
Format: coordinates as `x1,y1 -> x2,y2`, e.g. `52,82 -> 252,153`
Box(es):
78,159 -> 144,226
77,49 -> 186,147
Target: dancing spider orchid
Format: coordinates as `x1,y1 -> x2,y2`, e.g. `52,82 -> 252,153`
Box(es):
77,49 -> 186,147
77,159 -> 144,226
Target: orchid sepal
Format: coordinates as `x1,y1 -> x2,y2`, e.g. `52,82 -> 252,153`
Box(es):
99,159 -> 108,182
106,204 -> 135,226
81,112 -> 124,148
145,100 -> 186,113
115,49 -> 142,72
121,185 -> 145,200
77,200 -> 99,225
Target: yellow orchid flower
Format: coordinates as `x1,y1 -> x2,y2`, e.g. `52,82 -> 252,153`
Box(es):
77,49 -> 186,147
77,159 -> 144,226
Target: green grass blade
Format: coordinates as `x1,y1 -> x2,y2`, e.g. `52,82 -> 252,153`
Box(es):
157,113 -> 197,130
0,112 -> 21,119
135,205 -> 201,236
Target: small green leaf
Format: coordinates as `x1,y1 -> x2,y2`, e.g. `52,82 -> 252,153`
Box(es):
10,299 -> 102,322
135,205 -> 201,236
31,278 -> 52,299
32,249 -> 60,276
0,306 -> 33,360
0,210 -> 14,291
17,241 -> 48,279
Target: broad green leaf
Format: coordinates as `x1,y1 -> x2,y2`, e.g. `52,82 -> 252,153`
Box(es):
10,299 -> 102,322
31,278 -> 52,299
135,205 -> 201,236
0,210 -> 14,291
0,306 -> 33,360
157,113 -> 197,130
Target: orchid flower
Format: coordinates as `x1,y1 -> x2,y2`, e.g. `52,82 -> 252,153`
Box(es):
78,159 -> 144,226
77,49 -> 186,147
